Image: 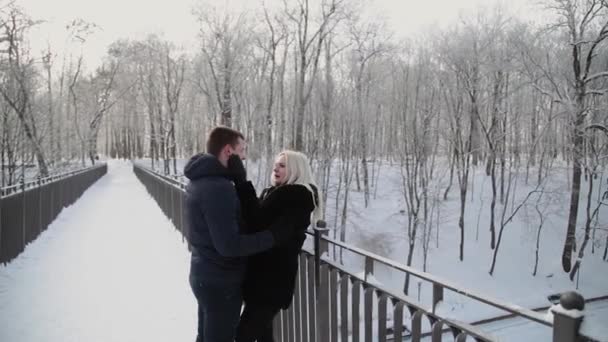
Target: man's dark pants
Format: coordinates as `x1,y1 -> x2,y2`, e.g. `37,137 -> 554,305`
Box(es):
189,267 -> 242,342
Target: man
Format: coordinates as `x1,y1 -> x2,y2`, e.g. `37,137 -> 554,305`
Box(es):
184,126 -> 291,342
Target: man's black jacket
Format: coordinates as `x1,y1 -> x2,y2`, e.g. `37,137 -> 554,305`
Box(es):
184,153 -> 275,284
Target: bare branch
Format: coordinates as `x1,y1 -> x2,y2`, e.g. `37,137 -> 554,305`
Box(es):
587,88 -> 608,95
531,83 -> 564,104
584,71 -> 608,84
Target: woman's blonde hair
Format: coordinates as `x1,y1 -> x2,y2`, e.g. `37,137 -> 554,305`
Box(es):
271,150 -> 324,224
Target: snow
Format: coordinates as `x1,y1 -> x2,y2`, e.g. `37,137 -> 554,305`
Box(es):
579,300 -> 608,340
0,160 -> 196,342
11,157 -> 603,340
476,300 -> 608,341
322,161 -> 608,323
549,304 -> 585,319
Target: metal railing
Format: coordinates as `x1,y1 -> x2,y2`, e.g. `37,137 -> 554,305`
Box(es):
0,163 -> 107,264
132,163 -> 597,342
303,229 -> 598,342
132,163 -> 188,239
0,166 -> 101,197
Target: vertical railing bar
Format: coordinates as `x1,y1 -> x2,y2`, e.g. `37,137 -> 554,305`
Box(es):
340,274 -> 349,342
378,291 -> 388,342
307,254 -> 316,342
20,178 -> 25,254
275,314 -> 282,342
289,299 -> 296,342
431,320 -> 444,342
392,300 -> 404,342
300,254 -> 309,342
317,263 -> 330,341
330,267 -> 338,342
37,176 -> 42,237
352,279 -> 361,342
364,285 -> 373,342
283,309 -> 289,342
294,265 -> 302,342
411,309 -> 423,342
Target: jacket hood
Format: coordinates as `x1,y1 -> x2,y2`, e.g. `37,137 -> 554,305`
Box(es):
184,153 -> 230,180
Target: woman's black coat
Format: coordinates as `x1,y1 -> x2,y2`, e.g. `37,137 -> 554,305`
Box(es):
235,181 -> 316,309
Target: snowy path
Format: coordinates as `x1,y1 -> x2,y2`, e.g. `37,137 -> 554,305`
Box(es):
0,161 -> 196,342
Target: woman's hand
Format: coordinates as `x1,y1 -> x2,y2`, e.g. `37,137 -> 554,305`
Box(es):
227,154 -> 247,184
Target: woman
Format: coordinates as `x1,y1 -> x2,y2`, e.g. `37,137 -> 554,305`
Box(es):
231,150 -> 322,342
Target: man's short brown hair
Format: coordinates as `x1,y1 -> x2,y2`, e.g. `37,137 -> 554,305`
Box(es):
206,126 -> 244,157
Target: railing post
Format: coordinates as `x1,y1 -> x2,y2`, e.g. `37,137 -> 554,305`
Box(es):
552,291 -> 584,342
37,175 -> 42,235
313,220 -> 328,288
432,283 -> 444,314
20,178 -> 25,251
364,256 -> 374,282
313,220 -> 329,341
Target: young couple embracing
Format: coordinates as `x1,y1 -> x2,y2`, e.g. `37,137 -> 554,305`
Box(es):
184,126 -> 322,342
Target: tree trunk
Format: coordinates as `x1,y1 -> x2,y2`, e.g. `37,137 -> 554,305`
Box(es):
88,131 -> 98,165
443,147 -> 455,200
403,239 -> 416,295
490,158 -> 497,249
569,169 -> 595,280
459,185 -> 466,261
470,96 -> 480,166
221,68 -> 232,126
45,58 -> 55,166
562,99 -> 585,272
533,205 -> 544,276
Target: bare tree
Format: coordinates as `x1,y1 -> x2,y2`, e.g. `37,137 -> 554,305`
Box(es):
0,6 -> 48,176
283,0 -> 341,150
260,6 -> 287,160
489,167 -> 543,275
530,0 -> 608,273
346,14 -> 390,208
569,124 -> 608,277
195,5 -> 251,127
1,96 -> 19,185
441,71 -> 471,262
396,47 -> 439,293
85,62 -> 120,165
159,43 -> 185,174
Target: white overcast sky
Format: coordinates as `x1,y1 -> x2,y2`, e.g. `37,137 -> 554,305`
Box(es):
19,0 -> 535,71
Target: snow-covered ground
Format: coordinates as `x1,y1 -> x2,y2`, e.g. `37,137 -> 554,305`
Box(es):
334,161 -> 608,323
0,160 -> 196,342
473,300 -> 608,341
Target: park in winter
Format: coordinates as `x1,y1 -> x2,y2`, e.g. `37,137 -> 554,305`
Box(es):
0,0 -> 607,341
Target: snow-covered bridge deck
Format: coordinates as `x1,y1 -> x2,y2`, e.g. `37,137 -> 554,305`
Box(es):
0,161 -> 196,342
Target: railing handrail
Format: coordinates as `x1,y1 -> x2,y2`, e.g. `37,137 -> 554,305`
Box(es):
308,229 -> 553,327
1,163 -> 107,198
132,163 -> 185,189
